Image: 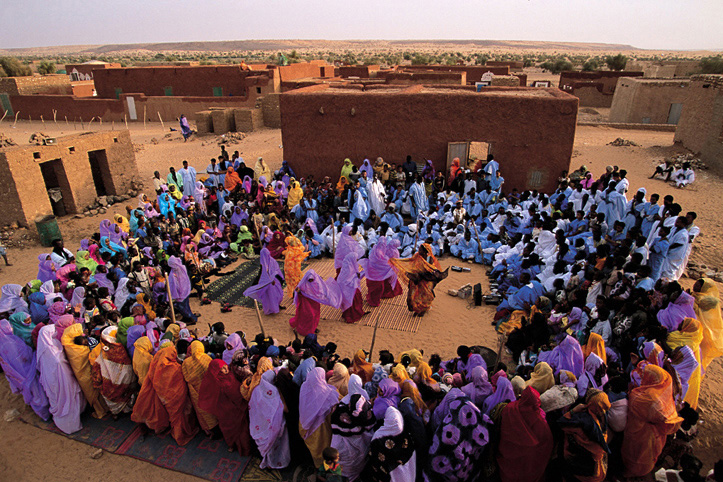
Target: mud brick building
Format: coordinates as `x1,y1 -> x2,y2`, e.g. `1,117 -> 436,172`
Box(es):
559,70 -> 643,107
0,131 -> 139,229
610,78 -> 690,124
280,84 -> 578,193
674,75 -> 723,174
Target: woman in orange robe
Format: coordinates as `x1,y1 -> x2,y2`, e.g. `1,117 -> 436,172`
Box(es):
283,234 -> 309,298
622,364 -> 683,477
389,243 -> 448,316
131,345 -> 198,446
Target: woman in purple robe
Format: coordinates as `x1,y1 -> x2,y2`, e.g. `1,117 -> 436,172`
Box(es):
180,114 -> 192,140
372,378 -> 401,420
337,253 -> 366,324
461,365 -> 494,407
548,335 -> 585,378
36,324 -> 85,434
334,226 -> 364,274
0,319 -> 50,420
244,248 -> 285,315
657,290 -> 696,332
37,254 -> 56,283
482,376 -> 516,415
289,269 -> 343,337
167,255 -> 197,324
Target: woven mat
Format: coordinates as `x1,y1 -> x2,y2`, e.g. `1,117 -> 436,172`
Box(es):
281,258 -> 422,334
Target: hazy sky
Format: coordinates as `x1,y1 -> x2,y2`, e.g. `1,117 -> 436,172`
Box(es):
3,0 -> 722,51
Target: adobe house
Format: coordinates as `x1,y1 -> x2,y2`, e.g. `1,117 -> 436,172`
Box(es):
65,60 -> 122,81
609,78 -> 690,124
674,75 -> 723,174
280,84 -> 578,193
559,71 -> 643,107
0,130 -> 139,229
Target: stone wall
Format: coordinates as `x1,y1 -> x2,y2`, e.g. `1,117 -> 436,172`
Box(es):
0,75 -> 72,96
261,94 -> 282,128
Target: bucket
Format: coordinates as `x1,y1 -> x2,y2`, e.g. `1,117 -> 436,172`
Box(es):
35,215 -> 62,247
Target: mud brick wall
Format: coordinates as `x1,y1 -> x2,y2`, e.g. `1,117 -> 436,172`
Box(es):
0,130 -> 139,228
675,75 -> 723,174
280,85 -> 578,193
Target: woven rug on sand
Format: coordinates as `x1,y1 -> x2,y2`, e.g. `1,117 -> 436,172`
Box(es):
280,258 -> 422,334
20,412 -> 252,481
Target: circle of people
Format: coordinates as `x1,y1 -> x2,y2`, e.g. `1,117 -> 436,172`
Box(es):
0,148 -> 721,482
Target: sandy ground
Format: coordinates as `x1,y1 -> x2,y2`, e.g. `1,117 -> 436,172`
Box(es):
0,121 -> 722,479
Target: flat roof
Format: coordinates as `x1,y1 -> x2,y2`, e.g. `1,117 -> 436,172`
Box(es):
287,85 -> 567,99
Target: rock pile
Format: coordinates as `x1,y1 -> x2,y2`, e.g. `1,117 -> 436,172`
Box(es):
201,132 -> 247,147
685,261 -> 723,283
608,138 -> 639,147
0,224 -> 31,249
0,133 -> 17,148
660,153 -> 708,170
81,180 -> 144,217
28,132 -> 52,145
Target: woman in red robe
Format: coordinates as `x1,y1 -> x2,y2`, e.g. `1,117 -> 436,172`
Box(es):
198,359 -> 252,454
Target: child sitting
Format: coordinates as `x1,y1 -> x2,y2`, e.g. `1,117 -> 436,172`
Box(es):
317,447 -> 343,482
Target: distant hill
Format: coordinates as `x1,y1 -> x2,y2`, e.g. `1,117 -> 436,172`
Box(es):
0,39 -> 645,56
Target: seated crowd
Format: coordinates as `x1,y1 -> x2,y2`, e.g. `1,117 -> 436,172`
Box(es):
0,149 -> 721,482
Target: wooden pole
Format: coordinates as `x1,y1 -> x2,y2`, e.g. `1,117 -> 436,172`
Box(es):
80,117 -> 84,129
368,311 -> 381,362
332,222 -> 336,255
0,110 -> 7,124
493,333 -> 507,374
40,115 -> 45,128
13,111 -> 20,127
470,220 -> 484,258
87,116 -> 95,128
111,120 -> 115,131
143,106 -> 147,129
157,112 -> 165,130
164,274 -> 177,321
53,109 -> 57,126
124,115 -> 128,129
253,300 -> 266,337
28,114 -> 31,123
64,115 -> 68,126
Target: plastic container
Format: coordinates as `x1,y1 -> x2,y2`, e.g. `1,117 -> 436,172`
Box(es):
35,215 -> 62,247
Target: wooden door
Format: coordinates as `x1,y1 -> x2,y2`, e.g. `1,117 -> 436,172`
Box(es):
447,142 -> 469,172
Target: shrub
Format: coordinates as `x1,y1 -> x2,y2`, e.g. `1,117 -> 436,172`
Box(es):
37,60 -> 56,75
605,54 -> 627,71
0,57 -> 32,77
700,56 -> 723,74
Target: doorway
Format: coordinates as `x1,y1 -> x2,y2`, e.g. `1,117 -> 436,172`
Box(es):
447,141 -> 493,173
667,103 -> 683,124
88,149 -> 114,196
40,159 -> 74,216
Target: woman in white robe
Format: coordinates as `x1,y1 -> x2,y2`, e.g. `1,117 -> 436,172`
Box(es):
36,324 -> 85,434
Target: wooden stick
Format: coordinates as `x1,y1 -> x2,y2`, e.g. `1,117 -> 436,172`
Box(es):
13,111 -> 20,127
53,109 -> 57,126
99,117 -> 102,128
65,115 -> 68,126
143,106 -> 147,129
368,311 -> 381,362
80,117 -> 84,129
493,333 -> 507,374
253,300 -> 266,337
470,219 -> 484,258
28,114 -> 31,123
124,115 -> 128,129
0,110 -> 7,124
87,116 -> 95,128
40,115 -> 45,128
111,120 -> 115,131
332,222 -> 336,255
164,274 -> 177,322
157,112 -> 165,130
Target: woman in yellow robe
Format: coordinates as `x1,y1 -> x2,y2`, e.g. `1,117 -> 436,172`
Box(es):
133,337 -> 154,386
287,181 -> 303,209
693,277 -> 723,371
181,340 -> 218,433
61,323 -> 109,418
666,317 -> 703,409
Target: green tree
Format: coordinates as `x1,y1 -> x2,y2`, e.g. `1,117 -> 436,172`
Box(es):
37,61 -> 56,75
700,56 -> 723,74
605,54 -> 627,71
540,58 -> 573,74
0,65 -> 6,77
0,57 -> 32,76
582,58 -> 599,71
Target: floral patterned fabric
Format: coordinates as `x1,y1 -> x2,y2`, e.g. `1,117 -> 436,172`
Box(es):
424,394 -> 490,482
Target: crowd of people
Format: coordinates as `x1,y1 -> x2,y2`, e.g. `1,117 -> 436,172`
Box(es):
0,148 -> 722,482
